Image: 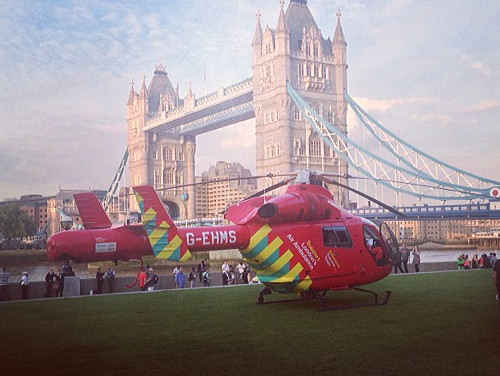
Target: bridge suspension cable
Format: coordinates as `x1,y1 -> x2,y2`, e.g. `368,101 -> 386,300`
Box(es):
102,149 -> 129,212
286,83 -> 500,203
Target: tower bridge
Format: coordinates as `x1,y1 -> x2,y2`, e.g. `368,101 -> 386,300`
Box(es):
123,0 -> 500,221
143,78 -> 254,136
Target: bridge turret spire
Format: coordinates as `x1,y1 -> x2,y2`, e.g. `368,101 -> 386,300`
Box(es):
127,80 -> 135,106
139,74 -> 148,99
252,10 -> 263,47
276,0 -> 286,32
333,9 -> 346,46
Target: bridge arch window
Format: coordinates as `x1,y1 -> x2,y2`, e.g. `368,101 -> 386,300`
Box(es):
154,171 -> 161,185
322,66 -> 327,79
306,43 -> 311,56
265,65 -> 272,79
313,64 -> 319,77
295,137 -> 305,156
265,140 -> 280,159
306,64 -> 311,76
134,174 -> 141,186
163,147 -> 174,161
164,170 -> 174,185
327,110 -> 334,124
313,44 -> 319,57
298,63 -> 304,76
294,108 -> 301,120
310,138 -> 322,156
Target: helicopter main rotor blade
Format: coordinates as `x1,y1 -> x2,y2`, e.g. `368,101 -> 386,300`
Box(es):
318,176 -> 406,217
243,176 -> 297,201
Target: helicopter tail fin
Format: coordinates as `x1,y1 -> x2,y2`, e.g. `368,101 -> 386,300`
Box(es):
74,192 -> 112,229
132,185 -> 191,262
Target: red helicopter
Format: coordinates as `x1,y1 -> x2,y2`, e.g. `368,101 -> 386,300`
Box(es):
46,170 -> 402,310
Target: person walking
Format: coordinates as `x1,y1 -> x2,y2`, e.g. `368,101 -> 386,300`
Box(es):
401,247 -> 410,273
20,271 -> 29,300
393,251 -> 404,274
412,247 -> 421,273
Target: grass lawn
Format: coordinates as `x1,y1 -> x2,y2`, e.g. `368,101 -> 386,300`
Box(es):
1,270 -> 499,376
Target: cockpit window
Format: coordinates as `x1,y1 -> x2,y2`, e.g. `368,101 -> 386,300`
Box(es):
323,226 -> 353,248
363,226 -> 380,247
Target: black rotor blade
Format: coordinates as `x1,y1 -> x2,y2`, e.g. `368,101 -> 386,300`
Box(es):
243,176 -> 296,201
318,176 -> 406,217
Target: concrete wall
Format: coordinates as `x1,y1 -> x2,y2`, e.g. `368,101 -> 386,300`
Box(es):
0,262 -> 477,302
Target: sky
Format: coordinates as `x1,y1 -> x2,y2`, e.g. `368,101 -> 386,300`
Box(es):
1,0 -> 499,202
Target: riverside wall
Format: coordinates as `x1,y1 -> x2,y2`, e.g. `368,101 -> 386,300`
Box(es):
0,261 -> 471,302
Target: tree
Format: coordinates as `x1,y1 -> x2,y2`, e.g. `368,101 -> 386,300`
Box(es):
0,204 -> 36,249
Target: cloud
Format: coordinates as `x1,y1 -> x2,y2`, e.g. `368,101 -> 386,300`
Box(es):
464,100 -> 500,113
470,61 -> 493,76
220,121 -> 255,149
353,96 -> 434,113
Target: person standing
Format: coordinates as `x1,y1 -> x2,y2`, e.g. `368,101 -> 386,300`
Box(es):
106,267 -> 116,293
173,265 -> 181,288
56,268 -> 65,297
393,251 -> 404,274
95,267 -> 104,294
197,260 -> 205,282
401,247 -> 410,273
175,266 -> 186,288
0,267 -> 10,301
44,268 -> 55,298
138,268 -> 147,291
412,247 -> 421,273
236,262 -> 246,283
202,268 -> 210,287
20,271 -> 29,300
145,268 -> 158,291
52,272 -> 61,297
493,258 -> 500,304
188,267 -> 197,288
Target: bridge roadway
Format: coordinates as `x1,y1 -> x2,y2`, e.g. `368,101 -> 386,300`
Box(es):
351,202 -> 500,220
144,78 -> 254,136
170,202 -> 500,227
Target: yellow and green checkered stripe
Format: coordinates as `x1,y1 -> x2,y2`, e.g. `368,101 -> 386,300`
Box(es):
242,224 -> 312,293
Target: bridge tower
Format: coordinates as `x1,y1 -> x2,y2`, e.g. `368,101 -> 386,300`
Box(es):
127,64 -> 196,219
252,0 -> 349,206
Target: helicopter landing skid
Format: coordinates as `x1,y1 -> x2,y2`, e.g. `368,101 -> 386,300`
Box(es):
318,288 -> 392,311
256,287 -> 317,305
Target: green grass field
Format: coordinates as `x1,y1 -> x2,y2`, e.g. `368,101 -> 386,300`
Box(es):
1,270 -> 499,376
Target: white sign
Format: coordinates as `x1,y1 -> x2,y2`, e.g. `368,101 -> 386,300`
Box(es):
95,242 -> 117,253
490,201 -> 500,211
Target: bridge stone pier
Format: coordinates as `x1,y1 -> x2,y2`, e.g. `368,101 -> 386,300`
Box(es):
127,0 -> 350,219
